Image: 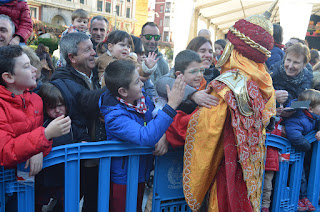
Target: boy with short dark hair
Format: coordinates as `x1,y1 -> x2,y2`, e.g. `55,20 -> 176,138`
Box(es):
155,50 -> 207,149
0,45 -> 71,171
99,59 -> 185,212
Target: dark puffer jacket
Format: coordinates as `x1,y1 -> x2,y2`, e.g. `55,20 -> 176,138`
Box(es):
284,109 -> 320,152
51,64 -> 107,141
270,60 -> 313,107
0,0 -> 33,42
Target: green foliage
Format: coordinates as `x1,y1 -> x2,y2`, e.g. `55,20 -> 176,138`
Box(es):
165,47 -> 173,60
32,38 -> 59,54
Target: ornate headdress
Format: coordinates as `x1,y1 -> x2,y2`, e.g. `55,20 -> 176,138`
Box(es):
216,0 -> 278,67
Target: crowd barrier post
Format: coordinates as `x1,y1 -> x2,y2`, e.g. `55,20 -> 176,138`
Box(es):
305,132 -> 320,210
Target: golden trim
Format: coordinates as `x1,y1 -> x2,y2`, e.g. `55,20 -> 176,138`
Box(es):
216,41 -> 234,68
229,27 -> 271,58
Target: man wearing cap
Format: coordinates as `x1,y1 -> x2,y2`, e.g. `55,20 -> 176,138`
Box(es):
140,22 -> 169,83
182,2 -> 277,212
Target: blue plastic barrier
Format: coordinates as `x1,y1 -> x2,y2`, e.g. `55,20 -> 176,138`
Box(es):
1,141 -> 154,212
265,134 -> 304,212
0,134 -> 319,212
152,148 -> 191,212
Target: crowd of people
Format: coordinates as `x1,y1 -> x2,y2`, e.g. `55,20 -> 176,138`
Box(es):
0,1 -> 320,212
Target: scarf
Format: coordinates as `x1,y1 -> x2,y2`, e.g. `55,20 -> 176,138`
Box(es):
116,96 -> 147,114
279,63 -> 305,86
275,43 -> 285,49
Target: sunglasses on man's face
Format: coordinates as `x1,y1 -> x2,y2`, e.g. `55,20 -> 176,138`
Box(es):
142,34 -> 161,41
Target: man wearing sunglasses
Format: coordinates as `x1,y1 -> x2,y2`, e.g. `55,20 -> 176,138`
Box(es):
140,22 -> 169,83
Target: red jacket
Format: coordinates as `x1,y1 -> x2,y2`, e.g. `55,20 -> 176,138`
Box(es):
0,86 -> 52,168
0,0 -> 33,42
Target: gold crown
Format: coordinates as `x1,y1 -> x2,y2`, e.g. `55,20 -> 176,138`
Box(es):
245,0 -> 278,36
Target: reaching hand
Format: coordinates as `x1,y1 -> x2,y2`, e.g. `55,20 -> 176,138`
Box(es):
190,88 -> 219,108
144,52 -> 159,69
25,152 -> 43,176
275,90 -> 288,105
153,134 -> 168,156
167,74 -> 186,109
45,115 -> 71,140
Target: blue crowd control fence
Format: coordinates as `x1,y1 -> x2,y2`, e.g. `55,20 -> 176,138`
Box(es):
0,133 -> 320,212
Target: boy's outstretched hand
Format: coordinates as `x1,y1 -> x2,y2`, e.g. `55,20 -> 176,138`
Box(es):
24,152 -> 43,176
144,52 -> 159,69
167,74 -> 186,110
44,115 -> 71,140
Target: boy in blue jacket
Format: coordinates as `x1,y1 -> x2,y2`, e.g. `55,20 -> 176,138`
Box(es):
99,59 -> 185,212
285,89 -> 320,211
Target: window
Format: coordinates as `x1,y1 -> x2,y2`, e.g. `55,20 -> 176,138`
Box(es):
116,5 -> 120,16
127,0 -> 130,2
164,16 -> 170,27
126,8 -> 131,18
97,1 -> 102,11
80,0 -> 84,4
165,2 -> 171,13
160,5 -> 163,13
30,7 -> 38,19
164,31 -> 169,42
159,19 -> 163,27
106,2 -> 111,13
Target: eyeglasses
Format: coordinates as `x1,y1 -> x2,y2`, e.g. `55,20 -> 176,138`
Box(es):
188,68 -> 206,75
142,34 -> 161,41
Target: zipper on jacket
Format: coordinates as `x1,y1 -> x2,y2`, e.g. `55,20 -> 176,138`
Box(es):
19,95 -> 26,109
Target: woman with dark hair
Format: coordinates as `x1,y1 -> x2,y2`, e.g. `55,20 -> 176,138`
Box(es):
36,43 -> 55,82
265,24 -> 285,69
185,36 -> 220,83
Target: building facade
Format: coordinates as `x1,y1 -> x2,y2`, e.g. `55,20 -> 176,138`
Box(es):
153,0 -> 174,44
27,0 -> 145,34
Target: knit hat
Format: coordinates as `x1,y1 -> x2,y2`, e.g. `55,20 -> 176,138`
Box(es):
216,0 -> 278,67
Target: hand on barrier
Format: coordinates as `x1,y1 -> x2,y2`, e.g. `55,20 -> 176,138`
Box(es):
153,134 -> 168,156
190,89 -> 219,109
44,115 -> 71,140
167,74 -> 186,110
25,152 -> 43,176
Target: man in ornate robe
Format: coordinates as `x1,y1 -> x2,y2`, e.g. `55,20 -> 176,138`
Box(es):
182,3 -> 278,212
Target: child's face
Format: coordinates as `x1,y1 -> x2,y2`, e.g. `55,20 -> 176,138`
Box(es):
309,104 -> 320,116
46,102 -> 67,119
122,69 -> 144,104
108,38 -> 131,59
10,53 -> 37,91
214,44 -> 224,56
137,53 -> 146,64
72,17 -> 89,32
197,42 -> 213,69
179,61 -> 203,88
